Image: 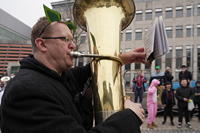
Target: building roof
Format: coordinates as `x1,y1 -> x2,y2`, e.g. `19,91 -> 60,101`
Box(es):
0,9 -> 31,40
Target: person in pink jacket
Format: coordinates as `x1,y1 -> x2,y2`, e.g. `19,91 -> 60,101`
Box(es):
146,79 -> 160,129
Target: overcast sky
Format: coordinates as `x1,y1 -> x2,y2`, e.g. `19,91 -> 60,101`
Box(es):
0,0 -> 60,27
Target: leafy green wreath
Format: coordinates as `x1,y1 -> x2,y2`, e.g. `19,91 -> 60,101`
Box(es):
43,5 -> 77,33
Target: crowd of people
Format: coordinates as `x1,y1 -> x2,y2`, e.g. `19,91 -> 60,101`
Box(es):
132,65 -> 200,129
0,13 -> 199,132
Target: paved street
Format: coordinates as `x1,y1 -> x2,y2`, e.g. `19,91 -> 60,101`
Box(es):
141,116 -> 200,133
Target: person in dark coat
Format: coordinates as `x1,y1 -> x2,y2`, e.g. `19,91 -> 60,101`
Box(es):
161,82 -> 175,126
1,17 -> 146,133
164,67 -> 173,85
193,80 -> 200,121
149,66 -> 165,86
178,65 -> 192,82
175,79 -> 194,129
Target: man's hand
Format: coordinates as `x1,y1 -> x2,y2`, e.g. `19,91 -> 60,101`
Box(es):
119,47 -> 146,65
195,93 -> 200,96
124,99 -> 145,122
183,98 -> 188,102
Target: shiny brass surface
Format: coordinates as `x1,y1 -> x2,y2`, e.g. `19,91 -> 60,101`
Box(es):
73,0 -> 135,124
73,0 -> 135,31
70,51 -> 122,64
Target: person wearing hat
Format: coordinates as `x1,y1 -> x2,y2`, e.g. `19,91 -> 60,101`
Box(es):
146,79 -> 160,129
149,66 -> 165,86
164,67 -> 173,85
149,65 -> 166,108
178,65 -> 192,83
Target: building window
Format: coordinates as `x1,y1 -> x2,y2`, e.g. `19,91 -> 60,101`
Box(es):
80,35 -> 86,44
135,29 -> 142,40
155,9 -> 162,17
145,10 -> 152,20
166,27 -> 173,38
165,8 -> 173,18
176,7 -> 183,17
135,11 -> 143,21
176,47 -> 183,69
124,72 -> 131,89
125,49 -> 131,71
186,46 -> 193,68
135,63 -> 141,70
176,25 -> 183,38
145,64 -> 151,70
125,64 -> 131,71
197,5 -> 200,16
125,30 -> 132,41
165,48 -> 172,68
197,25 -> 200,36
198,47 -> 200,80
186,26 -> 193,37
186,6 -> 193,17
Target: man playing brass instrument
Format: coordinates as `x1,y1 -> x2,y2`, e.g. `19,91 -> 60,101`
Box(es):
1,17 -> 146,133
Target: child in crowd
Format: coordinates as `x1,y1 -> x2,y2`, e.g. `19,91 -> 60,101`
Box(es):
161,82 -> 175,126
193,80 -> 200,121
175,79 -> 194,129
146,79 -> 160,129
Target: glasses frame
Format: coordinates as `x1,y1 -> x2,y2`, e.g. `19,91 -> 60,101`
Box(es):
38,23 -> 51,37
42,37 -> 74,43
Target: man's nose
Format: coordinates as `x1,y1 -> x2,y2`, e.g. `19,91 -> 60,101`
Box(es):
69,42 -> 76,50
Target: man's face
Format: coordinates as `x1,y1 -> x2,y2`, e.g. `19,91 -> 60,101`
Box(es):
181,67 -> 186,71
44,23 -> 76,72
197,83 -> 200,87
156,69 -> 160,73
166,84 -> 171,90
137,71 -> 142,75
166,67 -> 171,72
181,79 -> 188,87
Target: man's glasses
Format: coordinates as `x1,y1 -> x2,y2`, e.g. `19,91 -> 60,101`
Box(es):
38,23 -> 51,37
42,37 -> 74,43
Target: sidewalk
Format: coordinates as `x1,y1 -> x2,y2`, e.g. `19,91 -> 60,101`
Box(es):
141,116 -> 200,132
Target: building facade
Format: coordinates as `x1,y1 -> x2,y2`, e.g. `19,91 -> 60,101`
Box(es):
0,9 -> 32,76
51,0 -> 200,89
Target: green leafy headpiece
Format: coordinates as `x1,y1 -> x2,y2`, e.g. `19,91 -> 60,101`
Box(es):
43,4 -> 77,33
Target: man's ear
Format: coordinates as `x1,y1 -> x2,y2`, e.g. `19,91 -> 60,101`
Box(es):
35,38 -> 47,52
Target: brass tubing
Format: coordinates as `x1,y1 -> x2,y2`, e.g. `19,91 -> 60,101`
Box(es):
70,51 -> 122,64
73,0 -> 135,124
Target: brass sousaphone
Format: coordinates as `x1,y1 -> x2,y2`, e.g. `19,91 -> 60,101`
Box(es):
73,0 -> 135,124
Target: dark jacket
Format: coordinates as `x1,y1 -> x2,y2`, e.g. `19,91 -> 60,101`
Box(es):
175,86 -> 194,107
178,70 -> 192,81
161,89 -> 175,106
194,86 -> 200,103
1,55 -> 142,133
164,71 -> 173,84
149,71 -> 166,86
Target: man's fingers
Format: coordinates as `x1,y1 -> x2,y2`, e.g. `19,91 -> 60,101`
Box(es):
134,47 -> 144,52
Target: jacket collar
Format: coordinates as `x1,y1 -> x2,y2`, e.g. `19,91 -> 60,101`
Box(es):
20,55 -> 66,82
